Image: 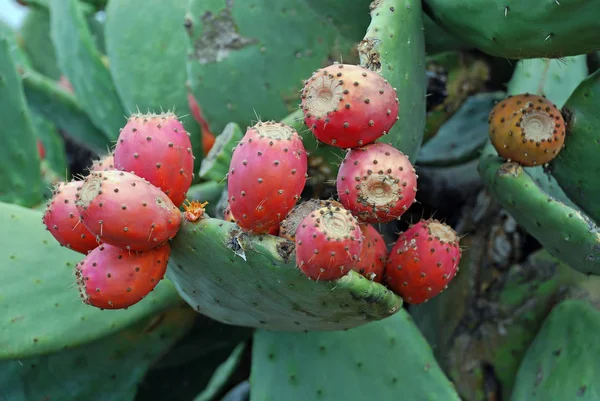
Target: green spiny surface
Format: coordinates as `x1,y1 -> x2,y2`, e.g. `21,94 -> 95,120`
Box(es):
0,18 -> 32,69
0,36 -> 44,208
185,181 -> 227,217
422,14 -> 468,54
21,67 -> 109,154
167,217 -> 402,331
199,122 -> 244,182
358,0 -> 426,161
185,0 -> 363,136
510,299 -> 600,401
423,0 -> 600,59
31,113 -> 68,180
478,151 -> 600,275
300,0 -> 371,39
104,0 -> 204,160
49,0 -> 125,142
550,69 -> 600,223
0,201 -> 183,360
0,305 -> 195,401
418,91 -> 504,167
507,56 -> 588,109
18,6 -> 61,80
250,310 -> 461,401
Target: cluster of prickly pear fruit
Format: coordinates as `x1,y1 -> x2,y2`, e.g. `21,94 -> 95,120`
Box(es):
43,112 -> 196,309
220,62 -> 461,304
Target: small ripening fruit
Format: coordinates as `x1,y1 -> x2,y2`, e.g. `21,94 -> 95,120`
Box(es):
227,121 -> 307,234
385,219 -> 461,304
488,93 -> 566,166
301,63 -> 399,148
42,181 -> 99,255
90,153 -> 115,172
295,205 -> 363,281
279,198 -> 343,241
75,242 -> 170,309
224,202 -> 279,236
37,140 -> 45,160
353,224 -> 387,282
113,112 -> 194,206
336,142 -> 418,223
76,171 -> 182,251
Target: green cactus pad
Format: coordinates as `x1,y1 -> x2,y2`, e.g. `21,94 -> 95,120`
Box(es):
478,149 -> 600,276
511,299 -> 600,401
49,0 -> 125,142
199,122 -> 244,182
0,202 -> 183,360
31,114 -> 68,180
193,342 -> 247,401
550,69 -> 600,224
185,0 -> 364,136
21,67 -> 110,154
0,36 -> 44,208
0,305 -> 195,401
18,6 -> 61,80
423,0 -> 600,59
418,91 -> 504,167
167,217 -> 402,331
359,0 -> 426,160
104,0 -> 204,160
250,310 -> 461,401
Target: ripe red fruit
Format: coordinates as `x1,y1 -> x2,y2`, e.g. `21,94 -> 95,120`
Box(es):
353,224 -> 387,282
279,198 -> 343,241
385,219 -> 461,304
223,201 -> 279,236
90,153 -> 115,172
37,140 -> 45,160
295,205 -> 363,281
75,242 -> 170,309
336,142 -> 417,223
113,112 -> 194,206
76,170 -> 182,252
187,92 -> 216,155
42,181 -> 99,255
301,63 -> 399,149
227,121 -> 307,234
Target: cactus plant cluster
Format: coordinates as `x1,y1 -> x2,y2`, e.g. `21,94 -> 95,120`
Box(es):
2,0 -> 600,400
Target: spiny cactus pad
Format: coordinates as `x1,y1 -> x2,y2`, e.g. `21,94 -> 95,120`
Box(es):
250,310 -> 461,401
167,217 -> 402,331
0,201 -> 183,359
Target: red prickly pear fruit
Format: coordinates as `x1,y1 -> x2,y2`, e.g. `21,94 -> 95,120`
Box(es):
42,181 -> 100,255
227,121 -> 308,234
75,170 -> 182,252
113,112 -> 194,207
385,219 -> 461,304
75,242 -> 170,309
279,198 -> 343,241
353,224 -> 387,283
224,202 -> 279,235
300,63 -> 399,149
37,140 -> 45,160
90,153 -> 115,172
488,93 -> 566,166
295,205 -> 363,281
336,142 -> 417,223
187,92 -> 216,156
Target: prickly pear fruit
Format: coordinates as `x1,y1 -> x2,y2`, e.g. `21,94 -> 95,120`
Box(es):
354,224 -> 387,283
488,94 -> 566,166
227,121 -> 307,234
223,202 -> 279,236
75,242 -> 171,309
90,153 -> 115,172
187,92 -> 216,155
37,140 -> 45,160
76,170 -> 182,252
301,63 -> 399,149
113,112 -> 194,206
279,198 -> 343,241
385,219 -> 461,304
295,205 -> 363,281
336,142 -> 418,223
42,181 -> 99,255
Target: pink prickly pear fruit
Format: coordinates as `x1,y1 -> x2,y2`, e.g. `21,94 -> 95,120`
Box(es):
42,181 -> 99,254
295,205 -> 363,281
75,170 -> 182,252
113,112 -> 194,207
336,142 -> 418,223
223,202 -> 279,236
301,63 -> 399,149
227,121 -> 308,234
75,242 -> 170,309
353,224 -> 387,283
385,219 -> 461,304
90,153 -> 115,172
